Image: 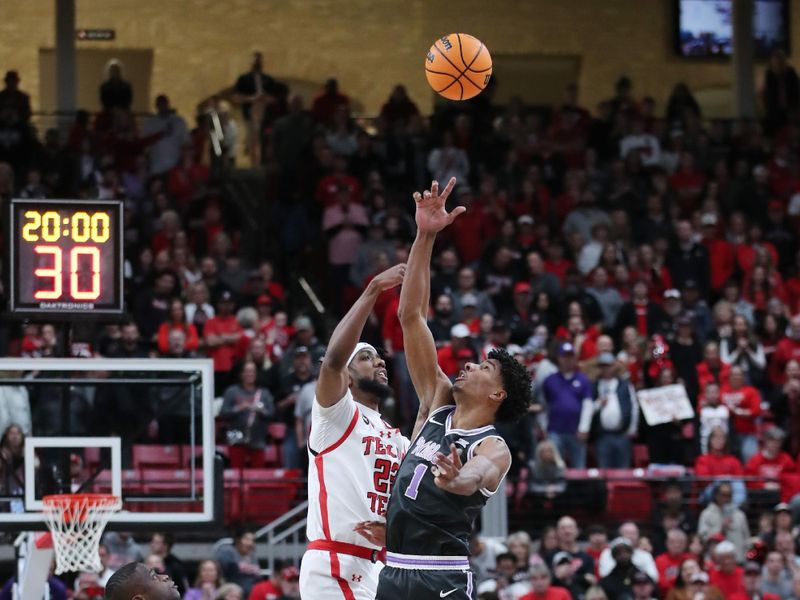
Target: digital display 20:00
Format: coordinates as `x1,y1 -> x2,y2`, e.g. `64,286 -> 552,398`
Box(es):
11,200 -> 123,314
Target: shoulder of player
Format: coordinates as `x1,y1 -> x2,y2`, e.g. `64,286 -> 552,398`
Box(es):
471,435 -> 511,466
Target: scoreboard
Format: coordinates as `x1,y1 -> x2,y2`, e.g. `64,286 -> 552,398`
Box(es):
9,199 -> 123,315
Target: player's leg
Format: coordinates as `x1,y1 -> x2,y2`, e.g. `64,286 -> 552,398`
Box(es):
300,550 -> 381,600
377,568 -> 475,600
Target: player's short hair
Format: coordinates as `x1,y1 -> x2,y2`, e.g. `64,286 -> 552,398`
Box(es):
104,562 -> 142,600
489,348 -> 532,423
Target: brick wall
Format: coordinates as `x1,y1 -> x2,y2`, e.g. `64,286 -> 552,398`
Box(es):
2,0 -> 798,122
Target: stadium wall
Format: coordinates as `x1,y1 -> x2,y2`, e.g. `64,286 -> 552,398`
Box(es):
1,0 -> 798,121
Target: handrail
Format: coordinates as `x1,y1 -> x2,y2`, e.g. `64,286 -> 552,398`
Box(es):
266,517 -> 307,546
254,500 -> 308,540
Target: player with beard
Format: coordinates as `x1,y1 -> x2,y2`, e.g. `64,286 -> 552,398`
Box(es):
300,263 -> 425,600
367,179 -> 532,600
104,562 -> 181,600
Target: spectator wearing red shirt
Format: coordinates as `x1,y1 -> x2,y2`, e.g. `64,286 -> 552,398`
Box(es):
695,427 -> 745,478
770,314 -> 800,386
720,366 -> 762,463
736,226 -> 780,275
708,542 -> 746,598
696,341 -> 732,391
204,291 -> 243,395
630,244 -> 673,304
655,529 -> 690,597
543,241 -> 574,287
700,213 -> 736,295
436,323 -> 474,378
447,186 -> 491,264
519,563 -> 572,600
767,144 -> 795,198
742,263 -> 787,312
246,565 -> 284,600
315,154 -> 362,208
380,293 -> 415,431
744,426 -> 795,491
311,78 -> 350,127
167,145 -> 209,210
669,151 -> 707,215
584,525 -> 608,579
157,299 -> 199,354
151,210 -> 182,255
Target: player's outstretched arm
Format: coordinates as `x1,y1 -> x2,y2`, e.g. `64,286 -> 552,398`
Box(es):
399,178 -> 465,417
432,438 -> 511,496
316,263 -> 405,408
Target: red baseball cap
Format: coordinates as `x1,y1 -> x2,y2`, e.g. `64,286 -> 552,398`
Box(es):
513,281 -> 532,294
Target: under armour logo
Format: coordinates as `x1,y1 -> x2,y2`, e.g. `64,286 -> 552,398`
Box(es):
379,430 -> 392,438
351,574 -> 363,582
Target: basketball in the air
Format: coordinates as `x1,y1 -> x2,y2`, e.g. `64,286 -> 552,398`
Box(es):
425,33 -> 492,101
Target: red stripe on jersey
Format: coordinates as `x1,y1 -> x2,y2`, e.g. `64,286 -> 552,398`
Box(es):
315,455 -> 332,539
318,408 -> 361,455
315,407 -> 361,540
315,405 -> 363,597
330,553 -> 357,600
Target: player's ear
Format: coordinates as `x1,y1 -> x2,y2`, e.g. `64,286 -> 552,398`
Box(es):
132,594 -> 145,600
490,389 -> 507,403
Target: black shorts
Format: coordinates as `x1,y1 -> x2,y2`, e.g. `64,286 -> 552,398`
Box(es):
376,566 -> 475,600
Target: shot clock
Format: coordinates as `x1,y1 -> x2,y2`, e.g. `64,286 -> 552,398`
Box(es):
9,199 -> 123,315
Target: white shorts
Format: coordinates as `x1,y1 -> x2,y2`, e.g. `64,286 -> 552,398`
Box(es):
300,549 -> 382,600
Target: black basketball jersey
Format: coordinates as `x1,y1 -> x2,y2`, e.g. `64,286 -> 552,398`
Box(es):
385,405 -> 507,556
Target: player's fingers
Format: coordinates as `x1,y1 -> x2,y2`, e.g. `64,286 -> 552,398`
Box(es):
431,180 -> 439,198
423,189 -> 432,201
447,206 -> 467,223
413,191 -> 422,203
450,444 -> 463,468
440,177 -> 457,200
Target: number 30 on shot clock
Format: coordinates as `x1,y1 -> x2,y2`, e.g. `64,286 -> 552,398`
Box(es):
9,199 -> 123,315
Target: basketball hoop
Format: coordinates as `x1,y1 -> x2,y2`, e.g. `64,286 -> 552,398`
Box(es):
42,494 -> 122,574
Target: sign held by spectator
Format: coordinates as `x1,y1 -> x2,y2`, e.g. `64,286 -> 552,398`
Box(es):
638,384 -> 694,426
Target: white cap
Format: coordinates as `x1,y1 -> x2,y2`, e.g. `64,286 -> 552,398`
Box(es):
347,342 -> 378,366
450,323 -> 471,338
714,540 -> 736,556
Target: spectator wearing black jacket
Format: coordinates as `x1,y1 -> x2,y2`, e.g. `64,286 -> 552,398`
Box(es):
614,280 -> 670,342
600,537 -> 639,600
667,220 -> 710,298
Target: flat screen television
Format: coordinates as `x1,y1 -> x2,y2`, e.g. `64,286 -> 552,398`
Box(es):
676,0 -> 789,58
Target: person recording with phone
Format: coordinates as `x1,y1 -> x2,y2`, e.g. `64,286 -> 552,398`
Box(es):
221,359 -> 276,468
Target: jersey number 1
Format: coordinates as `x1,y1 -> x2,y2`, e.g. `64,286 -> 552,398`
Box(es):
403,464 -> 428,500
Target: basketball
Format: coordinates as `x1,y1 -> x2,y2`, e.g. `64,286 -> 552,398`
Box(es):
425,33 -> 492,101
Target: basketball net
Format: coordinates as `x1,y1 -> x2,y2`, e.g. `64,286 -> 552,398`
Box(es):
42,494 -> 122,574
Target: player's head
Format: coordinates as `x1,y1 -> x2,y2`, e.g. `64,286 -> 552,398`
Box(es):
452,348 -> 531,423
105,562 -> 180,600
347,343 -> 391,402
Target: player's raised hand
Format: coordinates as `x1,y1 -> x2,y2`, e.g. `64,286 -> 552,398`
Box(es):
432,443 -> 463,491
369,263 -> 406,293
413,178 -> 465,234
353,521 -> 386,546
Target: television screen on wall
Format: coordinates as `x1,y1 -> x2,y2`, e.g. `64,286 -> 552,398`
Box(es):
676,0 -> 789,58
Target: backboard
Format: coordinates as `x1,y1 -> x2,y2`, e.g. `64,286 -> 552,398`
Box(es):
0,358 -> 217,531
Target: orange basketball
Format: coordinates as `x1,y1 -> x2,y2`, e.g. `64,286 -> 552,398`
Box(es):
425,33 -> 492,101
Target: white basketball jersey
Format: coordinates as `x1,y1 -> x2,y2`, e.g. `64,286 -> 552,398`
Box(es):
306,388 -> 409,547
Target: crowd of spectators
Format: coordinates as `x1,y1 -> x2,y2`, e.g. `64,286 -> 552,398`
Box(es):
2,47 -> 800,599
